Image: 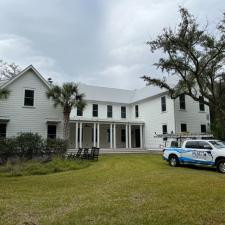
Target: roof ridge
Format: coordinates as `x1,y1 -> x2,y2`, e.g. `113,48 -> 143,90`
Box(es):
80,83 -> 136,92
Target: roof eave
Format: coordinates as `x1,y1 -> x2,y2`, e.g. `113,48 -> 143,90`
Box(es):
1,65 -> 51,90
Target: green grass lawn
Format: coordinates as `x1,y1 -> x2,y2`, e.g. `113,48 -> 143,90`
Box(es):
1,154 -> 225,225
0,158 -> 90,177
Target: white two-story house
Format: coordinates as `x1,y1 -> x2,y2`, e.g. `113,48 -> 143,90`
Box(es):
0,65 -> 211,150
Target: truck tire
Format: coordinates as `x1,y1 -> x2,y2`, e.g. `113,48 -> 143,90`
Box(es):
169,155 -> 179,167
216,159 -> 225,173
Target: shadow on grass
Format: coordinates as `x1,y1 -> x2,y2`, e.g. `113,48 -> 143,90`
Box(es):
179,164 -> 217,173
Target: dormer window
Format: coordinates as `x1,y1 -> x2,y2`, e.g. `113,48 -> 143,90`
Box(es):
24,89 -> 34,106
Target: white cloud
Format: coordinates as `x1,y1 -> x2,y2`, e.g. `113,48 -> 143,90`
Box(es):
0,0 -> 224,89
0,34 -> 65,83
77,63 -> 147,90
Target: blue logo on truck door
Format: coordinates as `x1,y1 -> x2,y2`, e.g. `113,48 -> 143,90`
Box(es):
192,150 -> 213,161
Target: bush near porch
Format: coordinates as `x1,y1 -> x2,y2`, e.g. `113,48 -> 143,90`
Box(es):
1,154 -> 225,225
0,133 -> 67,164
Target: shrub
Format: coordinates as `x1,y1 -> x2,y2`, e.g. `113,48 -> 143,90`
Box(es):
45,138 -> 67,157
16,133 -> 45,159
0,139 -> 9,164
0,133 -> 68,163
0,138 -> 18,164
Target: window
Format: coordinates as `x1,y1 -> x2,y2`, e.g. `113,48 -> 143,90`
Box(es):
47,125 -> 56,139
162,125 -> 167,134
93,104 -> 98,117
161,96 -> 166,112
185,141 -> 199,149
107,105 -> 112,118
186,141 -> 212,149
179,94 -> 186,110
209,140 -> 225,149
121,106 -> 126,118
198,141 -> 212,149
135,105 -> 139,118
77,106 -> 83,116
0,124 -> 6,138
201,124 -> 206,133
24,89 -> 34,106
121,129 -> 126,142
199,96 -> 205,111
181,123 -> 187,132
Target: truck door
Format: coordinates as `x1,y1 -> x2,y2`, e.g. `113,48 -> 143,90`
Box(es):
193,141 -> 214,165
182,141 -> 199,163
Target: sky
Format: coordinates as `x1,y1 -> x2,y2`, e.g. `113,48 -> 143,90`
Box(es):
0,0 -> 224,89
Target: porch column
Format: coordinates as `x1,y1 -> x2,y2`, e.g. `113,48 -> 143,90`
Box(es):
140,124 -> 143,149
125,124 -> 128,149
93,123 -> 96,147
113,123 -> 116,149
128,124 -> 132,149
75,122 -> 78,149
110,123 -> 113,149
79,122 -> 83,148
97,123 -> 100,148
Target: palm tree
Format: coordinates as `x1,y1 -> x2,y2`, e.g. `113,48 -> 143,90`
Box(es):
46,82 -> 86,141
0,88 -> 10,100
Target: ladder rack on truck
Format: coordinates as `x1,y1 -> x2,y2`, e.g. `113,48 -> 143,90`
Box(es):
154,132 -> 214,148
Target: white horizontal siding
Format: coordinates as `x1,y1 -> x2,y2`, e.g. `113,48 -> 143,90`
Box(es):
0,70 -> 64,138
0,67 -> 211,150
174,95 -> 210,133
70,101 -> 138,122
140,95 -> 175,149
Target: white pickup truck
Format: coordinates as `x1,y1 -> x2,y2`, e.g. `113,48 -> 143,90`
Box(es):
163,139 -> 225,173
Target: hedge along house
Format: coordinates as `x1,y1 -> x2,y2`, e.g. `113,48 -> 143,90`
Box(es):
0,65 -> 210,150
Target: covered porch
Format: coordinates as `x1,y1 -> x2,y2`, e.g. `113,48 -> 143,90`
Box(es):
68,120 -> 144,150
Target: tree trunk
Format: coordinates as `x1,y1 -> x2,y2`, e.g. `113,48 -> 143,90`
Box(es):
211,105 -> 225,140
63,111 -> 71,142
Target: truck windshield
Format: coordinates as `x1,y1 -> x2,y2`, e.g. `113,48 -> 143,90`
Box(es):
209,141 -> 225,149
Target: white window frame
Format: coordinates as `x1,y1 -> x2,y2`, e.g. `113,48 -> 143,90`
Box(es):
23,87 -> 36,108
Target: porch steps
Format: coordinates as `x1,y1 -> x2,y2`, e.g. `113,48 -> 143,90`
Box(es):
67,148 -> 162,154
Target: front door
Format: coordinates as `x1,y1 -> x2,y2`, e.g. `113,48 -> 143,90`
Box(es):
135,129 -> 140,148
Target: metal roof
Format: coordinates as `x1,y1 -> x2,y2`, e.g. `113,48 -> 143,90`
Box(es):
79,83 -> 167,104
0,65 -> 170,104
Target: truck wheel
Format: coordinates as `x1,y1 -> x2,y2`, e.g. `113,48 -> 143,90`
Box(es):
169,155 -> 179,167
216,159 -> 225,173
